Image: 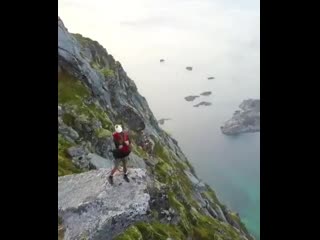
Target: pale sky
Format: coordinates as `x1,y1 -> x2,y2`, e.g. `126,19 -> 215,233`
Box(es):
58,0 -> 259,66
58,0 -> 260,102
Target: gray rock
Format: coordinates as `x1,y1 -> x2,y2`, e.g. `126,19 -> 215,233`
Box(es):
221,99 -> 260,135
215,204 -> 228,223
58,106 -> 63,116
91,120 -> 102,130
144,155 -> 159,167
58,168 -> 150,240
127,153 -> 147,169
184,171 -> 205,187
67,146 -> 90,169
117,105 -> 145,131
67,146 -> 87,158
184,95 -> 199,102
58,117 -> 63,125
87,153 -> 113,169
59,125 -> 79,141
207,206 -> 218,218
200,91 -> 212,96
193,101 -> 212,107
94,137 -> 115,159
158,118 -> 171,125
225,212 -> 241,230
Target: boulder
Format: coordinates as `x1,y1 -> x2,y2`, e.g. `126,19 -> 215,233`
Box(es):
58,168 -> 150,240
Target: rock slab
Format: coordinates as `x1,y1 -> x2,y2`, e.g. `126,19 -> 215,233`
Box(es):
58,168 -> 150,240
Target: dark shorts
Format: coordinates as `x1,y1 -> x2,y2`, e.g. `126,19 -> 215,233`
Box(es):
112,149 -> 130,159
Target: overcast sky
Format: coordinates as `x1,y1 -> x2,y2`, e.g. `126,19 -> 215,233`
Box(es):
58,0 -> 259,62
58,0 -> 260,101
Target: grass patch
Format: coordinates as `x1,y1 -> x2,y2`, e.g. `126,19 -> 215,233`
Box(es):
94,128 -> 112,138
58,216 -> 65,240
133,222 -> 185,240
100,68 -> 115,78
58,70 -> 113,131
114,226 -> 143,240
153,142 -> 170,162
204,184 -> 222,205
58,70 -> 89,105
133,145 -> 148,159
58,134 -> 82,176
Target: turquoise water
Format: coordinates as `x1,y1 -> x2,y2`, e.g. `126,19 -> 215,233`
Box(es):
131,62 -> 260,239
59,0 -> 260,238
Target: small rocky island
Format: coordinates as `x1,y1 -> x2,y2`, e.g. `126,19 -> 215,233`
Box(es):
158,118 -> 171,125
221,99 -> 260,135
186,66 -> 193,71
194,101 -> 212,107
208,77 -> 215,80
200,91 -> 212,96
160,59 -> 165,62
184,95 -> 199,101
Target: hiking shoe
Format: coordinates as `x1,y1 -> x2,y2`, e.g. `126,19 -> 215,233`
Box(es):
124,174 -> 130,183
108,175 -> 114,185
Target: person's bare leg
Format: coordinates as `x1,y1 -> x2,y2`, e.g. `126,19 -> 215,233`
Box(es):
122,158 -> 127,175
109,159 -> 120,185
123,157 -> 130,182
110,166 -> 118,176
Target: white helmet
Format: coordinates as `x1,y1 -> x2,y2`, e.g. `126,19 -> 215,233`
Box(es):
115,124 -> 123,133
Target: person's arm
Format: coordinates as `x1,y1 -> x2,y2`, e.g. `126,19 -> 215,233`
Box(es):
113,134 -> 122,149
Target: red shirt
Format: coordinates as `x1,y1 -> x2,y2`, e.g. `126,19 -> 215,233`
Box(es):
113,131 -> 130,153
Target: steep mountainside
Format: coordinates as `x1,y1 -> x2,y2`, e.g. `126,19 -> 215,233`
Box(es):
58,17 -> 254,240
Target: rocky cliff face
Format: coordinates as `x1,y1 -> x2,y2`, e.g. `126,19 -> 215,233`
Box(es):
58,17 -> 254,240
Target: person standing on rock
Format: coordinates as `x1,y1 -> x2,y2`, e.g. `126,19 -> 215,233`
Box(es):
108,124 -> 132,185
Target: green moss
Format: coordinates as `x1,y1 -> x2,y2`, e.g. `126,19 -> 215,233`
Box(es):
88,103 -> 113,129
58,134 -> 82,176
91,62 -> 101,70
133,145 -> 148,159
151,210 -> 159,219
73,33 -> 91,45
154,159 -> 173,184
154,142 -> 170,162
61,100 -> 112,132
204,185 -> 222,205
95,128 -> 112,138
174,160 -> 188,171
168,192 -> 192,235
62,113 -> 75,126
192,226 -> 216,239
132,222 -> 184,240
100,68 -> 115,78
185,160 -> 197,176
58,68 -> 113,130
58,70 -> 89,105
114,226 -> 143,240
228,212 -> 252,239
90,58 -> 115,78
